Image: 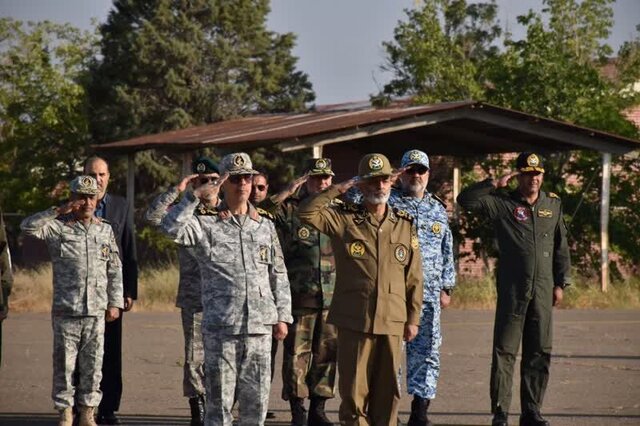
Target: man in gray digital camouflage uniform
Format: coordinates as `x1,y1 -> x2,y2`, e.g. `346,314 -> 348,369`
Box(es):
161,152 -> 293,426
145,157 -> 220,426
20,176 -> 123,426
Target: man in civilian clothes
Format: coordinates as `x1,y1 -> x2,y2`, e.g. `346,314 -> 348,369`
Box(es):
84,156 -> 138,425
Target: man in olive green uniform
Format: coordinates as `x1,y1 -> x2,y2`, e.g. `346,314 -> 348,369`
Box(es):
457,152 -> 571,426
0,205 -> 13,368
299,153 -> 423,426
261,158 -> 338,425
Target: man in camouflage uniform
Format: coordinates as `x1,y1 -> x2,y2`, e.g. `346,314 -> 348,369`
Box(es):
145,157 -> 220,426
161,152 -> 292,426
260,158 -> 338,426
0,204 -> 13,368
20,176 -> 123,426
298,153 -> 423,426
457,152 -> 571,426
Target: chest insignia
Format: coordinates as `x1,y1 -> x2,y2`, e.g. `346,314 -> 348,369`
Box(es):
259,245 -> 269,262
538,209 -> 553,218
349,241 -> 366,258
394,244 -> 408,262
100,243 -> 110,258
431,222 -> 442,234
297,226 -> 311,240
411,234 -> 419,250
513,206 -> 531,222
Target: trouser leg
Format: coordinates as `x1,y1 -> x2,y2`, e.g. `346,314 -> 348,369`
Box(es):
407,300 -> 442,400
203,331 -> 237,426
76,316 -> 105,408
307,309 -> 337,399
236,334 -> 271,426
52,316 -> 81,410
282,311 -> 313,400
99,313 -> 122,413
368,334 -> 401,426
182,309 -> 206,397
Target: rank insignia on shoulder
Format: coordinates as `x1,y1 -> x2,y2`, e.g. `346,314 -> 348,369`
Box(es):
431,193 -> 447,208
394,244 -> 408,262
256,207 -> 275,220
411,234 -> 419,250
340,202 -> 361,212
394,208 -> 413,221
431,222 -> 442,234
548,192 -> 560,199
349,240 -> 366,258
297,226 -> 311,240
538,209 -> 553,218
196,205 -> 218,216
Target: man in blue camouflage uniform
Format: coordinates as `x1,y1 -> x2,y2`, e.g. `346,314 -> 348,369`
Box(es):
21,176 -> 123,426
145,157 -> 220,426
161,152 -> 292,426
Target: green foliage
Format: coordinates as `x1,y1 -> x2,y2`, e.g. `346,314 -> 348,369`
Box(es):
0,19 -> 97,212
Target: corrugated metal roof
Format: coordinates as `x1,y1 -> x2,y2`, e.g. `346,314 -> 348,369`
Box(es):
93,101 -> 640,155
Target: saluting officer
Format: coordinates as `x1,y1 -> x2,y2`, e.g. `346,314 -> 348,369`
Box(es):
457,152 -> 571,426
144,157 -> 220,425
260,158 -> 338,425
298,153 -> 423,426
161,152 -> 292,426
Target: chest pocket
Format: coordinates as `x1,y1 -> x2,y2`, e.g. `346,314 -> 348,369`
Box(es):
60,234 -> 84,258
210,232 -> 239,263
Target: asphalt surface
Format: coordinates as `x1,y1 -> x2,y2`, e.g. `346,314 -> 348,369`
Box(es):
0,309 -> 638,425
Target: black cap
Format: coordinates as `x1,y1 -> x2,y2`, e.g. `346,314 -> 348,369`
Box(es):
305,158 -> 335,176
192,157 -> 219,174
516,152 -> 545,173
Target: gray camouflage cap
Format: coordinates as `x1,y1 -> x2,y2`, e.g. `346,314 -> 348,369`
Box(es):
401,149 -> 430,169
219,152 -> 259,175
70,175 -> 99,195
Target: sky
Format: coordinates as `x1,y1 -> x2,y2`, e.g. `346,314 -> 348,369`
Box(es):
1,0 -> 639,105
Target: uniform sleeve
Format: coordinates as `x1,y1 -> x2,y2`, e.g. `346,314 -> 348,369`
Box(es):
160,191 -> 203,246
120,200 -> 139,300
0,211 -> 13,317
553,203 -> 572,287
269,221 -> 293,324
20,207 -> 61,241
457,179 -> 501,220
441,221 -> 456,289
297,186 -> 345,237
106,228 -> 124,309
144,187 -> 180,226
258,195 -> 288,229
405,225 -> 424,326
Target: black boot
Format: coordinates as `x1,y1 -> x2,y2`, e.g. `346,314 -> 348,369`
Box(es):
189,396 -> 205,426
290,397 -> 307,426
308,396 -> 334,426
407,396 -> 432,426
492,408 -> 509,426
519,410 -> 549,426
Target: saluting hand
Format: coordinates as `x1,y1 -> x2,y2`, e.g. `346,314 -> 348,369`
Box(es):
194,173 -> 228,203
272,173 -> 309,204
176,174 -> 199,192
494,171 -> 519,189
56,199 -> 86,215
334,176 -> 360,194
391,167 -> 407,185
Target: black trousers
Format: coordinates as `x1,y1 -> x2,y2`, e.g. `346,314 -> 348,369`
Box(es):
99,314 -> 123,413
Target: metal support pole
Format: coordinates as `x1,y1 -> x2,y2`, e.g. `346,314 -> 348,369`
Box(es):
600,152 -> 611,292
181,152 -> 193,176
312,145 -> 323,158
452,164 -> 461,274
126,152 -> 136,232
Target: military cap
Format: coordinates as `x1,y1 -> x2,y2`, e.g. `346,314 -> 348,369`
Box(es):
191,156 -> 219,174
70,175 -> 99,195
219,152 -> 259,175
516,152 -> 545,173
401,149 -> 430,169
305,158 -> 335,176
358,153 -> 392,180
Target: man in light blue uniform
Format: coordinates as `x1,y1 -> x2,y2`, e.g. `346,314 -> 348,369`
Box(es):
393,150 -> 456,426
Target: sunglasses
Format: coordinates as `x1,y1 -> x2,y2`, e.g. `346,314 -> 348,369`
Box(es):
228,174 -> 253,184
405,166 -> 429,175
198,177 -> 219,185
253,184 -> 267,191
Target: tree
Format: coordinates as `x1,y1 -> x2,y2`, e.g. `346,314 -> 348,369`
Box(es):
0,19 -> 97,213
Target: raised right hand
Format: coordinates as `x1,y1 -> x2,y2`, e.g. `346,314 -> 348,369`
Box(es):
495,171 -> 519,189
56,199 -> 85,215
334,176 -> 360,194
176,174 -> 199,192
194,173 -> 228,202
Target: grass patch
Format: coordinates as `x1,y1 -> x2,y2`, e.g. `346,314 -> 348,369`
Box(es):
8,264 -> 640,312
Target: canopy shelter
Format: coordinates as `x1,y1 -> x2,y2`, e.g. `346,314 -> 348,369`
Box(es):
94,100 -> 640,290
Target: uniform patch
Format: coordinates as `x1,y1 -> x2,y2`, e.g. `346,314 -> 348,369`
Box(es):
538,209 -> 553,218
297,226 -> 310,240
368,155 -> 384,171
259,245 -> 269,262
394,244 -> 408,262
349,241 -> 366,258
196,162 -> 206,173
431,222 -> 442,234
411,234 -> 419,250
315,158 -> 328,169
233,154 -> 246,167
100,243 -> 110,258
527,154 -> 540,167
409,150 -> 422,161
513,206 -> 530,222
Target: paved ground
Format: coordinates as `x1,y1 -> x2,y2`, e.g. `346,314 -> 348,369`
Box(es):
0,309 -> 638,425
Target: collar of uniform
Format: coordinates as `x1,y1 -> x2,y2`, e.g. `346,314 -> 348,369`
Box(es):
216,200 -> 260,221
510,189 -> 546,205
396,187 -> 431,202
388,206 -> 398,223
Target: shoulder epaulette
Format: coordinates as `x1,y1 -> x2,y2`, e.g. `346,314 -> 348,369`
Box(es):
431,193 -> 447,208
195,205 -> 219,216
393,207 -> 414,221
256,207 -> 275,220
340,202 -> 362,213
100,218 -> 111,224
548,192 -> 560,199
332,198 -> 344,205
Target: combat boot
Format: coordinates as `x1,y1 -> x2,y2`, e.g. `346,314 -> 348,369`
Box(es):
492,408 -> 509,426
290,397 -> 307,426
407,396 -> 432,426
189,396 -> 205,426
78,405 -> 97,426
308,396 -> 334,426
58,407 -> 73,426
519,410 -> 550,426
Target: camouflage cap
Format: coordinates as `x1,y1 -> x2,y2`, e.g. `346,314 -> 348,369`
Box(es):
516,152 -> 545,173
401,149 -> 430,169
305,158 -> 335,176
358,153 -> 392,180
219,152 -> 259,175
191,156 -> 219,174
70,175 -> 99,195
